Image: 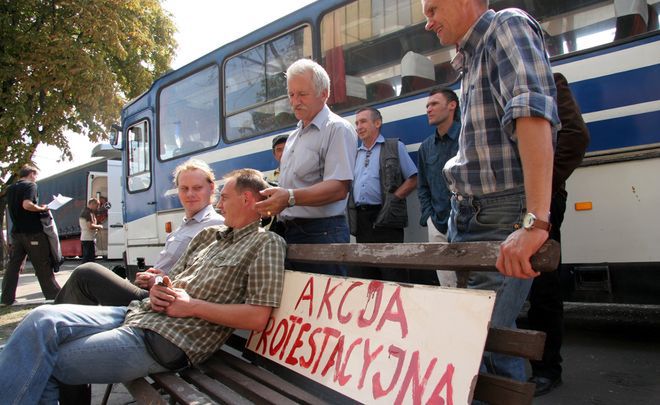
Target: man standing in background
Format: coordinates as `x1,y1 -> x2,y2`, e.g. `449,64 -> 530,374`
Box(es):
2,165 -> 60,305
266,134 -> 288,185
417,88 -> 460,287
349,107 -> 417,282
79,198 -> 103,263
527,72 -> 590,396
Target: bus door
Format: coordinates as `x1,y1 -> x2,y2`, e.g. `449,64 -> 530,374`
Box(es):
124,117 -> 160,267
105,160 -> 125,260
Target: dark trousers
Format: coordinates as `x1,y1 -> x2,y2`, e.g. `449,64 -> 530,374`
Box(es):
81,240 -> 96,263
55,262 -> 150,404
282,215 -> 349,276
528,194 -> 566,380
2,232 -> 60,304
354,206 -> 408,282
54,262 -> 149,306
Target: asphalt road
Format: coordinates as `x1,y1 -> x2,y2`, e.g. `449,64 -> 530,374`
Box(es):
522,303 -> 660,404
5,259 -> 660,404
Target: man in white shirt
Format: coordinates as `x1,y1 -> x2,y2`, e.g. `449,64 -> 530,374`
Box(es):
255,58 -> 357,276
55,159 -> 224,306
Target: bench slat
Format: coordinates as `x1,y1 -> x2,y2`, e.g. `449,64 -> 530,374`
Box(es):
123,378 -> 167,405
486,326 -> 546,360
180,367 -> 253,405
474,373 -> 536,405
202,356 -> 300,405
216,350 -> 332,405
151,372 -> 217,405
287,240 -> 560,272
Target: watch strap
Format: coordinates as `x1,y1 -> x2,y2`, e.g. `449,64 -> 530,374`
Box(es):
287,189 -> 295,207
532,217 -> 552,232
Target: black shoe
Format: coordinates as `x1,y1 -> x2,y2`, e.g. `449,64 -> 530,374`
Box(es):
529,375 -> 562,397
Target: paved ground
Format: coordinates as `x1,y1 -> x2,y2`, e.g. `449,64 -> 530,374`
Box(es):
2,259 -> 135,404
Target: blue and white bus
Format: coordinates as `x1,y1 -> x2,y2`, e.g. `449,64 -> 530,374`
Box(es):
113,0 -> 660,304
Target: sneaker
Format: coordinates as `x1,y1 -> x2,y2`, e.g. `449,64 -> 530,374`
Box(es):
529,375 -> 562,397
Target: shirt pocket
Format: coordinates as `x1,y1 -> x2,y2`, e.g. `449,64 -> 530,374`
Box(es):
295,146 -> 322,183
424,151 -> 440,167
186,256 -> 245,301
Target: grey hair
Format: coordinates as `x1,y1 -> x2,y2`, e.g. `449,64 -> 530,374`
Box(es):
286,58 -> 331,98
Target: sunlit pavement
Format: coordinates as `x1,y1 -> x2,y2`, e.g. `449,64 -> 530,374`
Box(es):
1,259 -> 134,404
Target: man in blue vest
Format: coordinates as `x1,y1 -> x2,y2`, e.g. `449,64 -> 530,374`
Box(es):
349,107 -> 417,282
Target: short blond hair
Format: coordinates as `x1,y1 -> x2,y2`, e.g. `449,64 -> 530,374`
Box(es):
172,159 -> 215,186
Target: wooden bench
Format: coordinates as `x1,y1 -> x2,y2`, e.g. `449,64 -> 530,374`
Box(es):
105,240 -> 559,405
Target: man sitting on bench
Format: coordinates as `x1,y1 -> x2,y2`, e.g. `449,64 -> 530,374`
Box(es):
0,169 -> 286,405
55,158 -> 225,306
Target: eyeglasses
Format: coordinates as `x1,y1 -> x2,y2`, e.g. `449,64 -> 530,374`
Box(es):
364,149 -> 372,167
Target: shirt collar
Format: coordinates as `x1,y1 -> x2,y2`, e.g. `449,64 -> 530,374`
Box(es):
216,219 -> 261,242
435,121 -> 461,142
459,9 -> 494,58
297,104 -> 330,131
183,204 -> 215,224
358,134 -> 385,151
447,121 -> 460,140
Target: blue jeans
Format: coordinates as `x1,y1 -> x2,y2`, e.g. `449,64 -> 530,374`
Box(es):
447,187 -> 532,382
282,215 -> 349,276
0,304 -> 167,404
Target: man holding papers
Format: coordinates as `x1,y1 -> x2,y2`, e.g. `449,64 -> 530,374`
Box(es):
1,165 -> 61,305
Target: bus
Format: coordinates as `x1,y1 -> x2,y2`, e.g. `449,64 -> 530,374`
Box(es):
33,155 -> 124,260
112,0 -> 660,304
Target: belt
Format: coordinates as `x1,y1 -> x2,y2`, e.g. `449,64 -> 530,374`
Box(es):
355,204 -> 381,211
280,215 -> 344,225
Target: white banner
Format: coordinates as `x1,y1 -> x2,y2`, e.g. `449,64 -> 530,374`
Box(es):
247,271 -> 495,404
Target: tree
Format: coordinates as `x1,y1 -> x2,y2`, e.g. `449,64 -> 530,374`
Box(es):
0,0 -> 176,267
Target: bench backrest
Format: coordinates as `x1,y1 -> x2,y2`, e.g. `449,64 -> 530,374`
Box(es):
243,240 -> 558,404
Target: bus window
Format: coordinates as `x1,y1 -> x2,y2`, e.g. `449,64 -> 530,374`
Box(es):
320,0 -> 458,111
489,0 -> 659,58
224,26 -> 312,142
158,65 -> 220,160
127,121 -> 151,192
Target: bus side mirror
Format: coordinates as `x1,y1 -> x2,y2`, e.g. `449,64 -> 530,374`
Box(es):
110,124 -> 123,149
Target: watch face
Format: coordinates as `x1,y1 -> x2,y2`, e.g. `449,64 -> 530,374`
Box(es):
523,213 -> 535,229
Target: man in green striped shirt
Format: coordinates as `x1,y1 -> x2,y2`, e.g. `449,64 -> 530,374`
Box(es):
0,169 -> 286,404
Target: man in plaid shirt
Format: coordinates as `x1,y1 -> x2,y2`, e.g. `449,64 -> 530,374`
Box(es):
0,169 -> 286,404
422,0 -> 560,383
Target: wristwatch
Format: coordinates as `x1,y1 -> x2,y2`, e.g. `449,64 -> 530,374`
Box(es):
287,189 -> 296,207
522,212 -> 551,232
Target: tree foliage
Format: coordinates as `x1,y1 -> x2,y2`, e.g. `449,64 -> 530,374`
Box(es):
0,0 -> 176,185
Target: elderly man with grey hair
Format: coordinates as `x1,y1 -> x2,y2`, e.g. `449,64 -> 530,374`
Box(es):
256,58 -> 357,276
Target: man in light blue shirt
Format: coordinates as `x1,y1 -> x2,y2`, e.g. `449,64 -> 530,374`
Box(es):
55,159 -> 224,306
350,107 -> 417,282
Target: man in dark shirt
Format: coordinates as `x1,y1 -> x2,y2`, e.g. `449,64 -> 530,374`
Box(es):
417,88 -> 460,286
527,73 -> 590,396
2,165 -> 60,305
